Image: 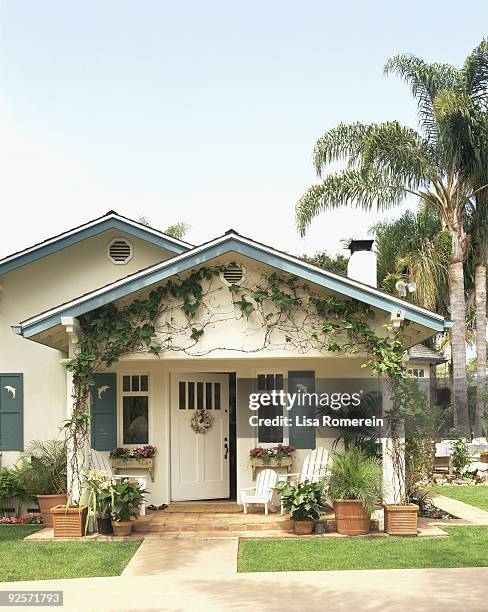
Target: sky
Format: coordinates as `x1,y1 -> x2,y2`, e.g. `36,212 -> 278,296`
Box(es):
1,1 -> 487,260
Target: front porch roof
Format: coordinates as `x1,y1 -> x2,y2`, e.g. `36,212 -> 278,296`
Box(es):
13,230 -> 450,349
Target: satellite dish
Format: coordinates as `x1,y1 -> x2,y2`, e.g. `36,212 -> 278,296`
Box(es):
395,280 -> 407,297
407,282 -> 417,293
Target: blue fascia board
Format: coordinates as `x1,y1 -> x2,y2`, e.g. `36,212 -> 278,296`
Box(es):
0,219 -> 189,276
16,237 -> 447,338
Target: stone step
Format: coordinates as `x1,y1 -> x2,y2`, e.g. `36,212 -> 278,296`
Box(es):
164,503 -> 242,514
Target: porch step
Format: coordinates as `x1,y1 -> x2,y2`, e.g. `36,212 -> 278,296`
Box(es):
164,501 -> 242,514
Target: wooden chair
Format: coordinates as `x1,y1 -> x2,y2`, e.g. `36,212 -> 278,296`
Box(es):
278,447 -> 330,514
240,469 -> 278,516
89,450 -> 148,515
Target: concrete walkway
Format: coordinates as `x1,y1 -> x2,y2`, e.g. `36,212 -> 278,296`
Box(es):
432,493 -> 488,525
3,567 -> 488,611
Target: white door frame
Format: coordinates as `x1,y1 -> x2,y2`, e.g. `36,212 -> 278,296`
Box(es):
170,372 -> 230,501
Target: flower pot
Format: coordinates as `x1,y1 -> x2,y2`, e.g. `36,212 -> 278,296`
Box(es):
480,455 -> 488,464
384,504 -> 419,536
36,494 -> 68,527
51,505 -> 87,538
96,517 -> 114,535
334,499 -> 370,535
111,520 -> 133,536
293,519 -> 314,535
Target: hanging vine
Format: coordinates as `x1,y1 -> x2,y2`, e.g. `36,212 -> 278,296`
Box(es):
64,264 -> 407,501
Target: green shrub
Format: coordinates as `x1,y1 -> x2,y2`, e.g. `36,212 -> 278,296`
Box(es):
18,440 -> 67,497
275,480 -> 324,521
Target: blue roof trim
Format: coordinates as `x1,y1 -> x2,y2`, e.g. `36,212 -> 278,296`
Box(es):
0,218 -> 189,276
15,236 -> 448,339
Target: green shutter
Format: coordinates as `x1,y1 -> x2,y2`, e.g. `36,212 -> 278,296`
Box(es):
288,371 -> 316,450
91,373 -> 117,451
0,374 -> 23,451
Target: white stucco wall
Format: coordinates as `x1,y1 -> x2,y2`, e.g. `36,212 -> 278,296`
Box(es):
0,230 -> 174,467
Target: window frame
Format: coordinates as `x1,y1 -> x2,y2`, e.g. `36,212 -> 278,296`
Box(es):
118,373 -> 151,447
252,369 -> 288,447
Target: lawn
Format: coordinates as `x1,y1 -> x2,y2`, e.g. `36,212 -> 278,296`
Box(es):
432,485 -> 488,512
0,526 -> 140,582
238,527 -> 488,572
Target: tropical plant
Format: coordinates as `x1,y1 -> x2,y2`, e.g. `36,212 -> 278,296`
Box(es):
84,469 -> 116,521
322,446 -> 382,515
296,41 -> 488,434
18,440 -> 67,497
275,480 -> 324,521
110,480 -> 146,522
0,468 -> 28,517
451,438 -> 470,476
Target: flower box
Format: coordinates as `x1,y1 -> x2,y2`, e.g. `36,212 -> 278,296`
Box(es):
111,457 -> 155,482
250,457 -> 293,479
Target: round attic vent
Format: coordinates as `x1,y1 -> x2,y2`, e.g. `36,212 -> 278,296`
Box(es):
108,238 -> 133,264
221,264 -> 245,286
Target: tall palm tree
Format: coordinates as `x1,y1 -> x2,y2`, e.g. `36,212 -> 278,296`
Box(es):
296,42 -> 488,433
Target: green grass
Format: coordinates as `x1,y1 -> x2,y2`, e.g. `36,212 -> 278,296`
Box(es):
0,526 -> 140,582
432,485 -> 488,512
238,527 -> 488,572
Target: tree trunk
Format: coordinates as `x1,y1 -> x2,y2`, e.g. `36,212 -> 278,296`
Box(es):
449,234 -> 469,435
475,260 -> 487,438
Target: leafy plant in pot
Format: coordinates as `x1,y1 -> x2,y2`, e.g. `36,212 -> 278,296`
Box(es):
275,480 -> 324,534
17,440 -> 67,527
323,446 -> 382,536
110,479 -> 146,536
85,469 -> 117,535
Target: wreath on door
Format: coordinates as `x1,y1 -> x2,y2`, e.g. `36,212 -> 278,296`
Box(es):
190,409 -> 214,434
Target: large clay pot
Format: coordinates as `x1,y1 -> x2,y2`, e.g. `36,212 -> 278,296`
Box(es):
37,494 -> 68,527
384,504 -> 419,536
293,519 -> 314,535
334,499 -> 370,535
111,520 -> 133,536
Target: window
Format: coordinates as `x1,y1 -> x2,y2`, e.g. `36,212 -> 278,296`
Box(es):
121,375 -> 149,444
107,238 -> 133,264
256,372 -> 284,444
407,368 -> 425,378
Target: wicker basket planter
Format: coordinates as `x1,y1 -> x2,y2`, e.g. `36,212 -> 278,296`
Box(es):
36,494 -> 68,527
384,503 -> 419,536
334,499 -> 370,535
51,505 -> 88,538
250,457 -> 293,479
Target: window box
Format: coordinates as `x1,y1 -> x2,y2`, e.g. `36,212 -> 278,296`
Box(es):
111,457 -> 155,482
250,456 -> 293,480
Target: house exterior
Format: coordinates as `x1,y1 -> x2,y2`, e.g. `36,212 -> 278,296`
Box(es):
0,212 -> 449,506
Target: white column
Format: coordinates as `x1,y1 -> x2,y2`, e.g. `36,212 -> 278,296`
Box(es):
381,385 -> 405,505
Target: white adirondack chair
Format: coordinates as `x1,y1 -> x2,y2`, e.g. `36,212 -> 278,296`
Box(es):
240,469 -> 278,516
89,450 -> 148,515
279,447 -> 330,514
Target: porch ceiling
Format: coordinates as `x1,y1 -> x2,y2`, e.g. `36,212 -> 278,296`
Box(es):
13,231 -> 450,350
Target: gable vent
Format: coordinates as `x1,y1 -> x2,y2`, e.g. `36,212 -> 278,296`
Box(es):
221,264 -> 245,285
107,238 -> 133,264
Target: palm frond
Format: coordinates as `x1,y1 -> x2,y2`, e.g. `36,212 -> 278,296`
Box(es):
313,122 -> 371,175
462,38 -> 488,108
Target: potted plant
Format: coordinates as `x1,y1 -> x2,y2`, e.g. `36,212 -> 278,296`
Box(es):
249,445 -> 295,479
110,479 -> 146,536
276,480 -> 324,534
481,451 -> 488,464
323,446 -> 382,536
18,440 -> 67,527
51,504 -> 88,538
110,446 -> 157,481
85,469 -> 116,535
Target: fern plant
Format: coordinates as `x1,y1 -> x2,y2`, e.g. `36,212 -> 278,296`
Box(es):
322,446 -> 383,515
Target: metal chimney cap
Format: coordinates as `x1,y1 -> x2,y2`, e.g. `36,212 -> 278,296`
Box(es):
348,239 -> 374,254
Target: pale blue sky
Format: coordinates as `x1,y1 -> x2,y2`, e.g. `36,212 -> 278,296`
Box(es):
1,1 -> 487,259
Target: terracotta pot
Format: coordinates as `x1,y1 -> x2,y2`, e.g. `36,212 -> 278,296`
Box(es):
384,504 -> 418,536
36,494 -> 68,527
334,499 -> 370,535
111,520 -> 133,536
293,519 -> 314,535
97,517 -> 113,535
51,505 -> 87,538
480,455 -> 488,464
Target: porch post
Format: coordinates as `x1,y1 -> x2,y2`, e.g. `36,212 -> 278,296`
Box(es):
381,387 -> 405,505
61,317 -> 88,503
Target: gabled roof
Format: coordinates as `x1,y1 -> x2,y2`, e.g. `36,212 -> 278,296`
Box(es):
13,230 -> 450,341
0,211 -> 192,276
407,343 -> 447,364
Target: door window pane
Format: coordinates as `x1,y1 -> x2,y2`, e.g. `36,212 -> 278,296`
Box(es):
214,383 -> 221,410
188,382 -> 195,409
179,382 -> 186,409
205,383 -> 212,409
197,382 -> 204,409
123,397 -> 148,444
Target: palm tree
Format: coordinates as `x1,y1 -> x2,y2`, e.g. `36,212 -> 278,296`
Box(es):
296,42 -> 488,433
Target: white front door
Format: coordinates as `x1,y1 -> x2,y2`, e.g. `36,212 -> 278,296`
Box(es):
170,373 -> 230,501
